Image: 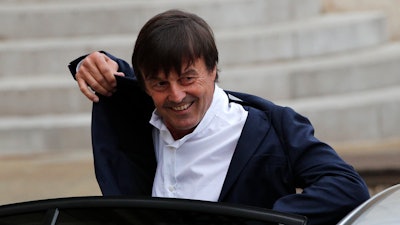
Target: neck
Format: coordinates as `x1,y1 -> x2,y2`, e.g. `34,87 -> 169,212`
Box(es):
169,127 -> 196,140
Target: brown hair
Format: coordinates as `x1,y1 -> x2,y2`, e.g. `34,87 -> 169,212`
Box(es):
132,9 -> 219,88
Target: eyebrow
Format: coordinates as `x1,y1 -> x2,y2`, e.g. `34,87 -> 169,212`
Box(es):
181,68 -> 198,76
145,76 -> 164,82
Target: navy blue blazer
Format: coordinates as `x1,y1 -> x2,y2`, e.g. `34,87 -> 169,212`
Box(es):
68,53 -> 369,225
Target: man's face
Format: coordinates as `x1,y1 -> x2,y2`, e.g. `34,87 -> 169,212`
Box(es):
144,58 -> 217,140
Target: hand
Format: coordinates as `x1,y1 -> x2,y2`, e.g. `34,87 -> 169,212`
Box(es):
75,51 -> 124,102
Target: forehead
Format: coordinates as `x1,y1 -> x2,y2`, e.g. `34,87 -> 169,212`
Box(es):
146,57 -> 208,79
181,58 -> 208,72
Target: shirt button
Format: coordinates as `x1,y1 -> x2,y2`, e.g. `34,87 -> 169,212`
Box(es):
168,185 -> 175,192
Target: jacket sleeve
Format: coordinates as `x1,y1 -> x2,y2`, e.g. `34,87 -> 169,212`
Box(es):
90,83 -> 156,196
67,51 -> 134,79
67,52 -> 156,196
271,106 -> 370,225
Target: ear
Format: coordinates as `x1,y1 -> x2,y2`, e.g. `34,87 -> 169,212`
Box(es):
211,65 -> 217,81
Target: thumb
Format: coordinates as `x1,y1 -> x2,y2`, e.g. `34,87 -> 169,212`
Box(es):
114,72 -> 125,77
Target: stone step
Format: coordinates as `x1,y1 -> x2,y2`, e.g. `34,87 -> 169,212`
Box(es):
2,42 -> 399,117
279,85 -> 400,148
220,42 -> 400,101
1,85 -> 399,154
0,0 -> 395,156
0,12 -> 386,78
0,114 -> 91,155
0,75 -> 91,116
0,0 -> 320,40
218,11 -> 387,66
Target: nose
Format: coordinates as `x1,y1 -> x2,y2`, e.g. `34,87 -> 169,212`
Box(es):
168,83 -> 186,103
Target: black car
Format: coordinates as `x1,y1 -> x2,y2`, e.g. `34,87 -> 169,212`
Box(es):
4,184 -> 400,225
0,197 -> 307,225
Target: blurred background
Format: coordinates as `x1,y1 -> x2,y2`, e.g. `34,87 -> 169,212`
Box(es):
0,0 -> 399,205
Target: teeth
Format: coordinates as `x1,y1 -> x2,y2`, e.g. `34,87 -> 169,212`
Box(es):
172,103 -> 191,111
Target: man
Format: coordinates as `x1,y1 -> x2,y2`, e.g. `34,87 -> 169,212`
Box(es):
68,9 -> 369,225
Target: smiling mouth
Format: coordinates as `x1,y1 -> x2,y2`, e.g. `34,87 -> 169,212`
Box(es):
171,102 -> 192,111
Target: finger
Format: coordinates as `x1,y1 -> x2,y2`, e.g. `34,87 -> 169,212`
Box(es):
90,52 -> 118,90
76,59 -> 114,95
114,72 -> 125,77
102,55 -> 120,86
81,56 -> 115,93
78,71 -> 112,97
76,77 -> 99,102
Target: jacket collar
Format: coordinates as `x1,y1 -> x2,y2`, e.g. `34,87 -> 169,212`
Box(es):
218,97 -> 272,201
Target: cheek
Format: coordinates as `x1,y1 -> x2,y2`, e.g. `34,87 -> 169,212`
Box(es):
147,92 -> 164,108
194,88 -> 213,113
152,97 -> 164,108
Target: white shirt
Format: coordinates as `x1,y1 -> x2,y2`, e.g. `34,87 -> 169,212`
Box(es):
149,84 -> 248,201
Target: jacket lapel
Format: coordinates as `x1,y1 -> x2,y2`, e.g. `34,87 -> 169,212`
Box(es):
218,107 -> 271,200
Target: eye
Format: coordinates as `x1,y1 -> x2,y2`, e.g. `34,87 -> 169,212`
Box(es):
150,80 -> 168,91
156,81 -> 168,86
180,76 -> 195,85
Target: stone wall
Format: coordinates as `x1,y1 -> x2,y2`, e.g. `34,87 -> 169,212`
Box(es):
323,0 -> 400,40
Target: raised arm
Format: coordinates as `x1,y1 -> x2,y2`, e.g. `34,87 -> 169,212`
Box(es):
68,51 -> 128,102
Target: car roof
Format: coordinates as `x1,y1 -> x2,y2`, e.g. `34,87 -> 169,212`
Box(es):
337,183 -> 400,225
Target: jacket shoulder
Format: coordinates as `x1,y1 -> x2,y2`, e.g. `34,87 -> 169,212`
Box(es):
225,90 -> 285,115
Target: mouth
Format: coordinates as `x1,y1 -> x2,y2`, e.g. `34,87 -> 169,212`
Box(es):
171,102 -> 193,111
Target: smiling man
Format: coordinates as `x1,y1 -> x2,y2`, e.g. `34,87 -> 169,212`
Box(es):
144,58 -> 218,140
68,10 -> 369,225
